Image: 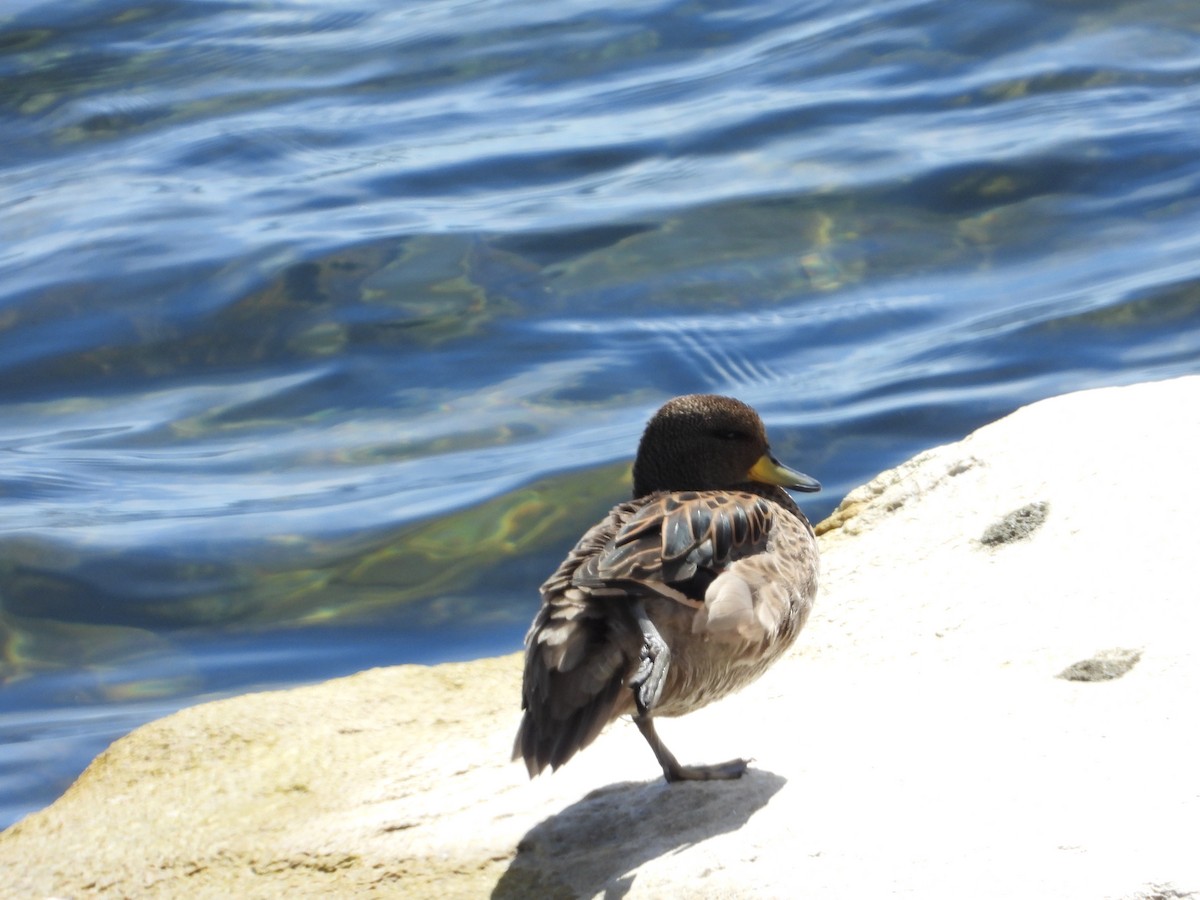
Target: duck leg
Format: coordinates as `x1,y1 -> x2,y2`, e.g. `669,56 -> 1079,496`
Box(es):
635,715 -> 749,782
628,600 -> 748,782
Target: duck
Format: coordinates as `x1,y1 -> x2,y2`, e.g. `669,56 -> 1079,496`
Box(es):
514,393 -> 820,782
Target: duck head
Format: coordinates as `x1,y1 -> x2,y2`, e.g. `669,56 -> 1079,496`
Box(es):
631,394 -> 821,498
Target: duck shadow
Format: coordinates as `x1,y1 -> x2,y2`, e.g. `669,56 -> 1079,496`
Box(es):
492,768 -> 786,899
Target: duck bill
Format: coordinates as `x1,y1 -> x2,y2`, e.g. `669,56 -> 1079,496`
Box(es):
748,452 -> 821,493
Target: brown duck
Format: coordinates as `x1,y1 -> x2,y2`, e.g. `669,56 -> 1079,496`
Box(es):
514,394 -> 820,782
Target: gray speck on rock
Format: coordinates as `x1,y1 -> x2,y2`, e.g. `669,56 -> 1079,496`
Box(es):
1057,648 -> 1142,682
947,456 -> 979,476
1123,883 -> 1199,900
979,501 -> 1049,546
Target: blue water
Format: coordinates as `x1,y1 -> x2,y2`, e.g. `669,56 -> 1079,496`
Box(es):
3,0 -> 1200,828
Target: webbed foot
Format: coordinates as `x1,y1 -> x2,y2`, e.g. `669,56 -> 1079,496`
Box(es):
634,715 -> 751,783
663,757 -> 749,782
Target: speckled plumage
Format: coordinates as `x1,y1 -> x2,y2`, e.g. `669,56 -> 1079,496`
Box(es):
514,394 -> 820,782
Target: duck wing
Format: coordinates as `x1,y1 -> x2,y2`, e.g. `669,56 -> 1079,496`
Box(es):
573,490 -> 774,597
578,489 -> 810,643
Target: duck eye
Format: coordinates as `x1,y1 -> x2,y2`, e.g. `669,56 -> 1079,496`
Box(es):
713,429 -> 747,441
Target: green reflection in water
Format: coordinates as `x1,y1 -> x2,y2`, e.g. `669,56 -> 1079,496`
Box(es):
0,460 -> 630,685
284,459 -> 631,627
357,235 -> 535,343
1039,276 -> 1200,332
0,610 -> 198,703
544,197 -> 869,310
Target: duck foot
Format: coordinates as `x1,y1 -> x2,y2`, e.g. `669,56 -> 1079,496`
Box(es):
665,758 -> 750,782
635,715 -> 749,783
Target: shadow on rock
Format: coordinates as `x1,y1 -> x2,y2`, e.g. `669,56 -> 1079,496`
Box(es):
492,768 -> 786,899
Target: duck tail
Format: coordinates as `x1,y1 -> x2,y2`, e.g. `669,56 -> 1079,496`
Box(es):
513,599 -> 636,776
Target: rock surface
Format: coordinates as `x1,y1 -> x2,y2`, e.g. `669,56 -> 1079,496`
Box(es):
3,377 -> 1200,899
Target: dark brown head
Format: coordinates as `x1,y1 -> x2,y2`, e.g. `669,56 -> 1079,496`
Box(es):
630,394 -> 821,498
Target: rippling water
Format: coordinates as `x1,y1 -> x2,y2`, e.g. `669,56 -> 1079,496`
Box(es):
3,0 -> 1200,827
